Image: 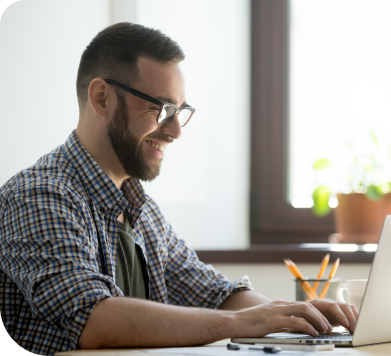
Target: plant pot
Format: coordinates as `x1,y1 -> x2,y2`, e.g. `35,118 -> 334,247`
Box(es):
329,193 -> 391,244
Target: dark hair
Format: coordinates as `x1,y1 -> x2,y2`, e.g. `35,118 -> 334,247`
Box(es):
76,22 -> 185,107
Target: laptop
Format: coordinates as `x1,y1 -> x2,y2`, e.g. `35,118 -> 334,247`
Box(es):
232,215 -> 391,347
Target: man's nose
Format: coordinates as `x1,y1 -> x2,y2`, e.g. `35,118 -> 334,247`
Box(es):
160,114 -> 182,139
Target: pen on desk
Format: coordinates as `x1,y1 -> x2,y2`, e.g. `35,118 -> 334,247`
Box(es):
319,258 -> 340,298
284,259 -> 318,299
227,343 -> 281,354
227,343 -> 334,352
312,253 -> 330,293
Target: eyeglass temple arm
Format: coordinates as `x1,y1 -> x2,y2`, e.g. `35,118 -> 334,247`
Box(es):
104,79 -> 162,106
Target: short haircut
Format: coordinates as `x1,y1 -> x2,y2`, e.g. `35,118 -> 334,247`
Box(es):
76,22 -> 185,108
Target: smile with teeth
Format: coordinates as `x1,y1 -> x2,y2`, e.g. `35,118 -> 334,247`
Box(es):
146,140 -> 166,152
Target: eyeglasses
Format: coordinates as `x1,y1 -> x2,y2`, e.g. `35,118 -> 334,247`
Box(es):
104,79 -> 195,127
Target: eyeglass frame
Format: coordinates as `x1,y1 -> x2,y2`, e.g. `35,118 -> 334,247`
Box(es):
104,79 -> 195,127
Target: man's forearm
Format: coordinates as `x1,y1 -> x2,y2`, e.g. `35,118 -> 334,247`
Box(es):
219,290 -> 272,311
79,293 -> 359,350
79,297 -> 235,349
79,290 -> 271,349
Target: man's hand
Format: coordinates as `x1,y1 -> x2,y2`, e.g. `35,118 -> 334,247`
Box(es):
221,291 -> 359,336
307,298 -> 359,334
233,299 -> 333,337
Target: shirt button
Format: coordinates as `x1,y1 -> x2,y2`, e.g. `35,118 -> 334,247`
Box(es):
99,207 -> 105,213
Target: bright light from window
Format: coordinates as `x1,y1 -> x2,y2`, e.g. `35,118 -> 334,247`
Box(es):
288,0 -> 391,205
291,197 -> 338,209
329,244 -> 359,252
363,244 -> 378,252
291,198 -> 313,208
328,197 -> 338,208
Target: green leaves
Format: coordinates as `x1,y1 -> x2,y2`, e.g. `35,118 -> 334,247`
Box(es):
312,186 -> 331,216
371,131 -> 379,147
313,158 -> 332,170
365,185 -> 383,201
312,160 -> 332,216
309,131 -> 391,217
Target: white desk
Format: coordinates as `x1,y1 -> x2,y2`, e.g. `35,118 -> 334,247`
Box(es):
55,339 -> 391,356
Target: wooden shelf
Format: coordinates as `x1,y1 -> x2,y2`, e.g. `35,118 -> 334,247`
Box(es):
196,244 -> 376,264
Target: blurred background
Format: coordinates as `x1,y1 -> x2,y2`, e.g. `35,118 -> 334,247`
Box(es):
2,2 -> 389,351
0,0 -> 250,251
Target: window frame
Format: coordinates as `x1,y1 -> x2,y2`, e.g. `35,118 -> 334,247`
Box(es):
195,0 -> 375,263
250,0 -> 335,245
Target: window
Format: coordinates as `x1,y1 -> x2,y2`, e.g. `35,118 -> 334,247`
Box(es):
250,0 -> 391,245
289,0 -> 391,208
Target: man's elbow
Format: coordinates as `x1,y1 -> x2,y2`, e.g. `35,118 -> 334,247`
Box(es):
78,324 -> 102,349
78,308 -> 114,349
78,298 -> 111,349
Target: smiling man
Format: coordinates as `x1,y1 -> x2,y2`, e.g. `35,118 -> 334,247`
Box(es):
0,23 -> 358,356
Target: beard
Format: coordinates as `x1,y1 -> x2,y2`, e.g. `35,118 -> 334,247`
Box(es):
107,93 -> 172,182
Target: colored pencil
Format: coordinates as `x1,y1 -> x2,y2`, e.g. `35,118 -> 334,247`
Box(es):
319,258 -> 340,299
284,259 -> 318,299
312,254 -> 330,293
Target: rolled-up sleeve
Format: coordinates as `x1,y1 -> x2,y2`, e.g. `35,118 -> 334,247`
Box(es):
163,221 -> 253,309
0,182 -> 121,348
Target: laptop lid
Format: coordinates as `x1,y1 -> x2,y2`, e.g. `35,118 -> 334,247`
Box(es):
352,215 -> 391,346
233,215 -> 391,347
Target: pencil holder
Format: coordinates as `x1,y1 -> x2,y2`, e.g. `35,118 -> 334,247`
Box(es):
295,278 -> 341,301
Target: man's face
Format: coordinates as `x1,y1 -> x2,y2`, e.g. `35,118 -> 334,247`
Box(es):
107,57 -> 186,181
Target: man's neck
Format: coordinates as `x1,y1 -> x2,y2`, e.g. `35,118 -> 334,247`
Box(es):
117,212 -> 125,223
75,124 -> 128,190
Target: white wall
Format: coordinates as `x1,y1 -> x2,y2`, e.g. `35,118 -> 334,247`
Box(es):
0,0 -> 110,183
0,0 -> 250,250
129,0 -> 251,250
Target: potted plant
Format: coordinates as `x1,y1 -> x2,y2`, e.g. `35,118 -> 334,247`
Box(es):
312,132 -> 391,244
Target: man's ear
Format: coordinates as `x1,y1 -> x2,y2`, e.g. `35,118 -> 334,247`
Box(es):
88,78 -> 113,118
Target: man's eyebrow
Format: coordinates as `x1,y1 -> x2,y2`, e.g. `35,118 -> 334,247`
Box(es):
155,96 -> 188,107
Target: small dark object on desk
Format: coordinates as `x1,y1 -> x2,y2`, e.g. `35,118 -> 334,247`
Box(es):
227,343 -> 241,350
227,343 -> 282,353
248,346 -> 282,354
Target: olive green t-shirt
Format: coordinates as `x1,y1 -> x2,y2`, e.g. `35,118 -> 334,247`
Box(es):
116,212 -> 147,298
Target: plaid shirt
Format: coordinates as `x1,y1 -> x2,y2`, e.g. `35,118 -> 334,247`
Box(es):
0,131 -> 252,355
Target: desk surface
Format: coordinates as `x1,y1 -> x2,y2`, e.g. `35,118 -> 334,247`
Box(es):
55,339 -> 391,356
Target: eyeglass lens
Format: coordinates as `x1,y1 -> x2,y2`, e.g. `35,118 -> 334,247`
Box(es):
158,105 -> 193,127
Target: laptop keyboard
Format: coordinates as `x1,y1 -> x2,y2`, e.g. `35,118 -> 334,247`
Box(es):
301,332 -> 352,342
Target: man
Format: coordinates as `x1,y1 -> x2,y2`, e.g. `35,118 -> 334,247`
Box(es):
0,23 -> 358,355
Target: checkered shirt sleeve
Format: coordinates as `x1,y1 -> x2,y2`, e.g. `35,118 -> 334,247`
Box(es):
0,180 -> 120,352
143,197 -> 253,309
165,225 -> 253,308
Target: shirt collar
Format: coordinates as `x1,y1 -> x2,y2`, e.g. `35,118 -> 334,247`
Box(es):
62,130 -> 146,213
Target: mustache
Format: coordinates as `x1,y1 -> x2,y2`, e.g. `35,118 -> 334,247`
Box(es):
144,132 -> 174,144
